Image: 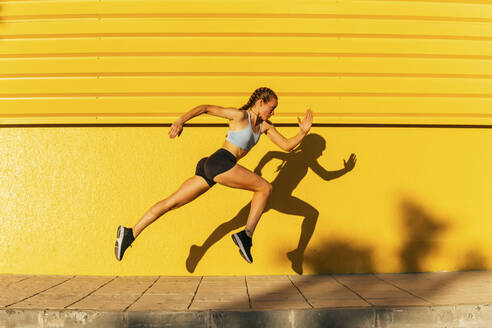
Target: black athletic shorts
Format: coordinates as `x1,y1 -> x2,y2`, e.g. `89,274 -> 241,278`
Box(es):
195,148 -> 237,187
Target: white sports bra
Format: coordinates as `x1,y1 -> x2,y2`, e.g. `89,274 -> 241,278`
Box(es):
226,111 -> 262,151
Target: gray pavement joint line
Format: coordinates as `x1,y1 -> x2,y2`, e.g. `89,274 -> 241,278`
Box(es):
187,276 -> 204,310
5,275 -> 76,308
64,275 -> 118,309
244,276 -> 251,309
330,274 -> 374,307
5,275 -> 34,288
14,276 -> 34,284
287,275 -> 313,308
373,274 -> 432,305
123,276 -> 161,312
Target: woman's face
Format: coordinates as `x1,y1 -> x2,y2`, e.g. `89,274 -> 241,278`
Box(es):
257,98 -> 278,121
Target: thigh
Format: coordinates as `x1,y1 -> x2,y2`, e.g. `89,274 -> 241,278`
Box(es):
203,149 -> 236,185
213,164 -> 267,192
168,175 -> 211,206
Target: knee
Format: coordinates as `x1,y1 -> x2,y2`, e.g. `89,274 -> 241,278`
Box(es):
260,181 -> 272,196
167,196 -> 184,210
153,197 -> 179,213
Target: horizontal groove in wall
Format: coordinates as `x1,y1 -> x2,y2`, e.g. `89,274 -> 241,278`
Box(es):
4,122 -> 492,129
4,123 -> 492,128
1,0 -> 491,4
367,0 -> 492,5
3,13 -> 492,23
3,112 -> 492,118
3,112 -> 492,126
2,52 -> 492,60
1,41 -> 491,59
1,92 -> 492,98
3,72 -> 492,79
2,33 -> 492,42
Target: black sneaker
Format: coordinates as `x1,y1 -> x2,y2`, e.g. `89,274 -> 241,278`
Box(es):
231,230 -> 253,263
115,226 -> 135,261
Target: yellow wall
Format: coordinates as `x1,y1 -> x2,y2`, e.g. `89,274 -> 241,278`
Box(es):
1,126 -> 492,275
1,0 -> 492,275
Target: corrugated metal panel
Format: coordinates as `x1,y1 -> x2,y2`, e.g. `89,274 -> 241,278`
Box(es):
0,0 -> 491,124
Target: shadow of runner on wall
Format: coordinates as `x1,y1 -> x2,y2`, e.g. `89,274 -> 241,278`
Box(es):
303,199 -> 451,275
303,197 -> 487,274
399,199 -> 450,272
399,199 -> 487,272
186,133 -> 357,274
304,240 -> 375,274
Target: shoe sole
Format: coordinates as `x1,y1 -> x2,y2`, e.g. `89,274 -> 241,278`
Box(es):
115,225 -> 124,261
232,234 -> 252,264
231,236 -> 249,262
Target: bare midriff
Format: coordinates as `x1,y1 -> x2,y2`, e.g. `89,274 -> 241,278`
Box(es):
221,140 -> 249,160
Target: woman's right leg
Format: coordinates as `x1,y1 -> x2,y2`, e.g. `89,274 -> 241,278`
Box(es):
133,175 -> 210,238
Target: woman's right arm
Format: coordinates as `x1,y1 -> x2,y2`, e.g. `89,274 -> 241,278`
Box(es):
168,105 -> 243,138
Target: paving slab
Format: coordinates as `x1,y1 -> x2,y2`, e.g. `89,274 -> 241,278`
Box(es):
0,275 -> 73,308
290,274 -> 371,308
376,271 -> 492,306
335,274 -> 432,307
67,276 -> 158,311
1,271 -> 492,327
190,276 -> 249,310
126,276 -> 201,312
245,275 -> 310,310
9,276 -> 114,310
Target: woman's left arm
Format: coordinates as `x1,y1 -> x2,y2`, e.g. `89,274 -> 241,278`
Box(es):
264,109 -> 313,152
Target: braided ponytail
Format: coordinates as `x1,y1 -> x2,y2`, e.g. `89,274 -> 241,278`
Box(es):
239,87 -> 277,111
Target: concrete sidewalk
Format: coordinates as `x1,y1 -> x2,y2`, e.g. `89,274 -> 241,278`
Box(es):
1,271 -> 492,327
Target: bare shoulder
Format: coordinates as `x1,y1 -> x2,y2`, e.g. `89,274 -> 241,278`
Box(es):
262,120 -> 275,133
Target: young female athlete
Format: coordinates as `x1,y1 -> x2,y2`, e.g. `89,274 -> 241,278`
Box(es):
115,87 -> 313,264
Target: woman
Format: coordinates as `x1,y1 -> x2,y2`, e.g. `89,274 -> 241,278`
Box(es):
115,87 -> 313,264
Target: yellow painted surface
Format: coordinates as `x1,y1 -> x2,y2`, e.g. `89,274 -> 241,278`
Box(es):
1,0 -> 492,125
0,0 -> 491,275
0,126 -> 491,275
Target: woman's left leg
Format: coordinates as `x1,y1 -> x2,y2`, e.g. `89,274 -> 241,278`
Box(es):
213,164 -> 272,237
115,175 -> 210,261
133,175 -> 211,238
213,164 -> 272,263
